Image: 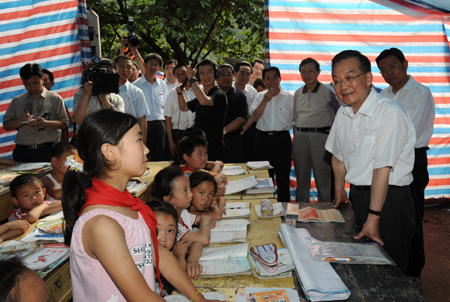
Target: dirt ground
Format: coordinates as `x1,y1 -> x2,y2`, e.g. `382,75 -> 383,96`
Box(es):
419,201 -> 450,302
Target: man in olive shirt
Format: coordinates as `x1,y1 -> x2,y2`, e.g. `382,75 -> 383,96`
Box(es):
3,63 -> 69,162
293,58 -> 339,202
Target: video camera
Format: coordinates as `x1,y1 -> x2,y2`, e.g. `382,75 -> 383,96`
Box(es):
127,16 -> 140,47
81,65 -> 119,95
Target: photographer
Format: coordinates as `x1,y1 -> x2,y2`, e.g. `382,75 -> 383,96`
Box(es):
73,58 -> 125,129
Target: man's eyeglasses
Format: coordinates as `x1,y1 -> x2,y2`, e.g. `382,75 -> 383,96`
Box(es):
379,63 -> 399,75
333,73 -> 365,85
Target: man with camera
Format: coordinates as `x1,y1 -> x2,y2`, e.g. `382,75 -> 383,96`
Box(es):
73,58 -> 125,130
3,63 -> 69,162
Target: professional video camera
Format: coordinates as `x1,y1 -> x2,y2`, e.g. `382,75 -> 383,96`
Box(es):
81,65 -> 119,95
127,16 -> 140,47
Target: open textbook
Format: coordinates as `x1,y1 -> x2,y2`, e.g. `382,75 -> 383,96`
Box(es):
222,202 -> 251,219
225,175 -> 258,195
198,243 -> 251,277
298,207 -> 345,223
279,225 -> 351,301
210,219 -> 250,243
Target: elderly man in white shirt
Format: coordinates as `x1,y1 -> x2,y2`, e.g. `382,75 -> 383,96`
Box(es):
376,48 -> 435,286
250,66 -> 293,202
325,50 -> 416,276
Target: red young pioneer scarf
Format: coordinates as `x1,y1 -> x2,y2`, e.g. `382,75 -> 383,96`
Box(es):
79,177 -> 163,295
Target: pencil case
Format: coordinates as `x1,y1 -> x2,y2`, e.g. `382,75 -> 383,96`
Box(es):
260,199 -> 273,216
250,243 -> 278,273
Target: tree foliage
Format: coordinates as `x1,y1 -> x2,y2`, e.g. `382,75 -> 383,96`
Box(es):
86,0 -> 265,64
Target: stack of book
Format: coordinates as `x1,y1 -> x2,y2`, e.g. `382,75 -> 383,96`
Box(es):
0,239 -> 70,277
246,161 -> 273,170
245,178 -> 275,194
221,165 -> 246,176
222,202 -> 251,219
10,163 -> 52,174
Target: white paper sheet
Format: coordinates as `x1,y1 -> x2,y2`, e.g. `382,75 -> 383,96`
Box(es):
279,224 -> 350,301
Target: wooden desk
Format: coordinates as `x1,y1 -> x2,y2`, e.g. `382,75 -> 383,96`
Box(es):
284,202 -> 426,302
193,199 -> 294,301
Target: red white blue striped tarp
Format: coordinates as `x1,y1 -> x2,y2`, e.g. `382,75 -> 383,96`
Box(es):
0,0 -> 89,158
266,0 -> 450,201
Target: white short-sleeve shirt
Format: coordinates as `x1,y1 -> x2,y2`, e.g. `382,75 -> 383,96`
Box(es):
118,81 -> 150,119
380,75 -> 435,148
250,87 -> 294,131
325,88 -> 416,186
133,76 -> 168,121
164,87 -> 196,130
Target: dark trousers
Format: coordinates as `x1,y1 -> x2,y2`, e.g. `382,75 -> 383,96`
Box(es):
220,134 -> 245,163
243,123 -> 257,162
146,120 -> 166,161
255,130 -> 292,202
13,144 -> 52,162
408,147 -> 429,277
171,128 -> 185,165
350,185 -> 415,275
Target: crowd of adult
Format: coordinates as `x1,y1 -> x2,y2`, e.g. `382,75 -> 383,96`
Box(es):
3,44 -> 434,288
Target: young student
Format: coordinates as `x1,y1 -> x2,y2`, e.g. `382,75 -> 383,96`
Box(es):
150,166 -> 215,246
8,174 -> 62,223
180,127 -> 224,171
62,109 -> 219,302
178,135 -> 227,196
42,142 -> 77,201
147,200 -> 203,281
0,220 -> 30,243
0,257 -> 48,302
188,171 -> 226,221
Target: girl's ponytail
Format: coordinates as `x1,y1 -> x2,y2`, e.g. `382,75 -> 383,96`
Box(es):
62,169 -> 92,246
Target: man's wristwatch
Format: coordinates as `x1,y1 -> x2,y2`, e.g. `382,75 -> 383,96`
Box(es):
189,77 -> 198,85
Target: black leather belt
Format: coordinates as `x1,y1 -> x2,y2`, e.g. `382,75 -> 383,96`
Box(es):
297,127 -> 330,133
259,130 -> 289,136
350,184 -> 401,191
16,142 -> 53,150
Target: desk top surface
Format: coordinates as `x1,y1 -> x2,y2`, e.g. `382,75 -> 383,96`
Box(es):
193,199 -> 294,300
285,202 -> 426,302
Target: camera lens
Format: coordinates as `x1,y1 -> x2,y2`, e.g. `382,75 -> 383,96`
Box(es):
129,35 -> 140,47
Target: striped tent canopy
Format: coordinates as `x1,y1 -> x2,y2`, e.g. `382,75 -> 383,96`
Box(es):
0,0 -> 89,159
266,0 -> 450,201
